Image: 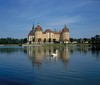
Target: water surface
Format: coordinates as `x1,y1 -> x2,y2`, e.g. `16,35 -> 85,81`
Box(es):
0,46 -> 100,85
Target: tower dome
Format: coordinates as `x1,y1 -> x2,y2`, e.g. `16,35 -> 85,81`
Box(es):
62,25 -> 69,33
35,24 -> 42,31
45,29 -> 53,33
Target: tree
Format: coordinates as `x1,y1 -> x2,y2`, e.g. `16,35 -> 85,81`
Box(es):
83,38 -> 88,43
0,37 -> 27,44
70,38 -> 73,43
23,38 -> 27,43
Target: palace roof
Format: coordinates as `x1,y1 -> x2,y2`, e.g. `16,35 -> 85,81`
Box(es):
62,25 -> 69,32
35,24 -> 42,31
28,31 -> 34,36
28,24 -> 69,36
44,29 -> 53,33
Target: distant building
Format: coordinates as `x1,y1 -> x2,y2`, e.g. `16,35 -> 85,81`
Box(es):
28,24 -> 70,44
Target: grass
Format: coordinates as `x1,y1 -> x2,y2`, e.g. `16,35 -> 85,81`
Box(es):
43,43 -> 65,47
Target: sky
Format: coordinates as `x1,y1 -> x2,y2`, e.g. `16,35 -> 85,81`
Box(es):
0,0 -> 100,39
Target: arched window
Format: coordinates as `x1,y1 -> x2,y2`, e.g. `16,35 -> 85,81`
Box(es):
49,38 -> 51,43
53,39 -> 56,43
33,38 -> 35,42
38,38 -> 41,42
44,38 -> 46,43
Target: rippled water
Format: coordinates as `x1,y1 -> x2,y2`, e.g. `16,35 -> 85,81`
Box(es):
0,46 -> 100,85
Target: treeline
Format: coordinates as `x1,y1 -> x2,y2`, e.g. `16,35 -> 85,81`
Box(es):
91,35 -> 100,50
70,38 -> 91,44
70,35 -> 100,44
0,38 -> 27,44
91,35 -> 100,44
0,35 -> 99,45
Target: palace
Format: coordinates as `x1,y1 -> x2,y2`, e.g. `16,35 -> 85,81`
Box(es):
28,24 -> 70,44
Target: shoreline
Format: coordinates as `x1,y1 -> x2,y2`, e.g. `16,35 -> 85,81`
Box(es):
22,43 -> 91,47
0,44 -> 21,46
1,43 -> 100,50
0,43 -> 91,47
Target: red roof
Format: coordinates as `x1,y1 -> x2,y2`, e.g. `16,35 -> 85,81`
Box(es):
35,25 -> 42,31
54,32 -> 60,34
44,29 -> 53,33
28,31 -> 34,36
62,25 -> 69,33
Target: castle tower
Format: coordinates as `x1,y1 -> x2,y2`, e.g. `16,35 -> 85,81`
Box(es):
28,24 -> 35,44
28,23 -> 70,44
34,24 -> 43,42
32,23 -> 35,31
62,25 -> 70,43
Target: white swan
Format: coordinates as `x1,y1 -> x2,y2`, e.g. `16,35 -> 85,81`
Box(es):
51,50 -> 58,57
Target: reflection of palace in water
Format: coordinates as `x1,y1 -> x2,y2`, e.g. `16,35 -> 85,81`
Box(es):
25,46 -> 70,67
59,47 -> 70,63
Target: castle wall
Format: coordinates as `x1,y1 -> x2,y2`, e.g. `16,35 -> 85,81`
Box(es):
62,32 -> 69,40
28,36 -> 33,41
54,33 -> 60,41
28,25 -> 70,43
44,33 -> 55,41
35,31 -> 43,42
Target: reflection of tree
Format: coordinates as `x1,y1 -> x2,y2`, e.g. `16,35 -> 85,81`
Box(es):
69,47 -> 90,55
0,47 -> 22,54
92,50 -> 100,59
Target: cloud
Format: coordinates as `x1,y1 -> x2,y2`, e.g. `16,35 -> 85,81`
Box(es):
47,15 -> 81,26
73,1 -> 90,9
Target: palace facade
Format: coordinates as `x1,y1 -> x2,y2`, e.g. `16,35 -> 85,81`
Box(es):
28,24 -> 70,44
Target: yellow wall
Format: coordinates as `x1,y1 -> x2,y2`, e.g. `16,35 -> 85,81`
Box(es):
28,31 -> 70,43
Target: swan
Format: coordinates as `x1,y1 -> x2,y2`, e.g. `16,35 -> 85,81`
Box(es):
51,50 -> 58,57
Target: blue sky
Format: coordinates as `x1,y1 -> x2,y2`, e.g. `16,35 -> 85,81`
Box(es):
0,0 -> 100,38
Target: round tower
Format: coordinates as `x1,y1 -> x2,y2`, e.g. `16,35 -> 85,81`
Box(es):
34,24 -> 43,42
62,25 -> 70,43
28,24 -> 35,44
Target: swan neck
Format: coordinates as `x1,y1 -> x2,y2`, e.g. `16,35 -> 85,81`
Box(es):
56,50 -> 58,53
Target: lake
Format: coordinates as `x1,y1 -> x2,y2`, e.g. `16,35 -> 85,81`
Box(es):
0,46 -> 100,85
